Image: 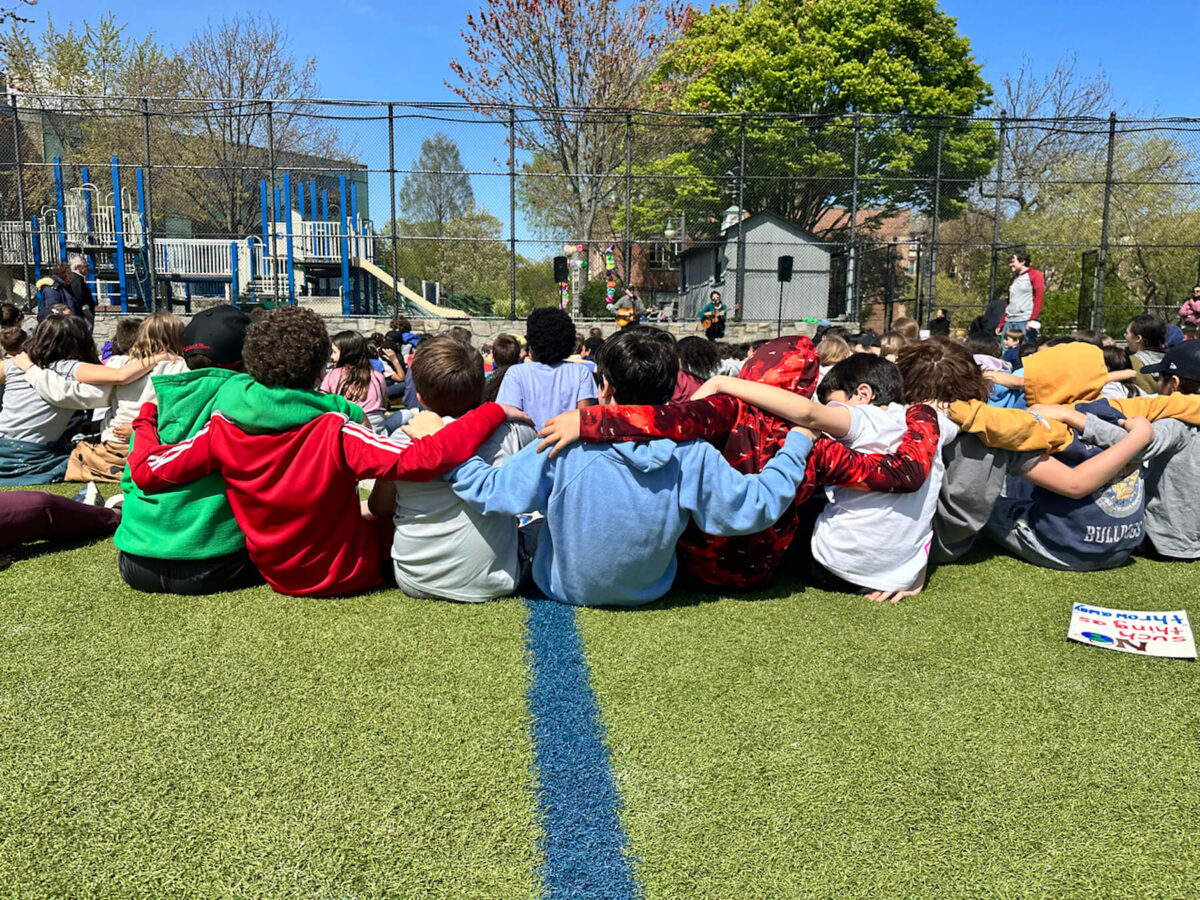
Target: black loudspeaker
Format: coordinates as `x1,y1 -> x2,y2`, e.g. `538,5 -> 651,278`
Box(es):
777,255 -> 793,282
553,256 -> 570,283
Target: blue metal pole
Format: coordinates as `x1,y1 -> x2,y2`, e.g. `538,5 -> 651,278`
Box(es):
274,188 -> 281,228
283,172 -> 295,305
112,157 -> 127,312
310,180 -> 317,220
80,165 -> 97,299
247,236 -> 256,282
349,182 -> 360,313
260,180 -> 269,243
297,183 -> 305,221
230,241 -> 239,306
53,156 -> 67,262
339,175 -> 350,316
30,215 -> 42,283
135,167 -> 148,309
321,190 -> 328,222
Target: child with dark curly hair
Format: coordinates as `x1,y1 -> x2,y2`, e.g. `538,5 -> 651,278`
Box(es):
127,307 -> 525,597
496,307 -> 596,430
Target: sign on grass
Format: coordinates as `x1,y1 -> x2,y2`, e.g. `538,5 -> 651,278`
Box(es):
1068,604 -> 1196,659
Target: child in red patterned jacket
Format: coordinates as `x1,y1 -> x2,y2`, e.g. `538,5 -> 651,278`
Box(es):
535,335 -> 941,593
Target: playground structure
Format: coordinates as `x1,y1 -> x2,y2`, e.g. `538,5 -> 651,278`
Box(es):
0,156 -> 468,320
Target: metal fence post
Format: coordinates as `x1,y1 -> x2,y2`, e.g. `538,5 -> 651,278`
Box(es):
847,112 -> 861,318
266,100 -> 278,301
142,98 -> 158,306
388,103 -> 399,313
988,111 -> 1007,302
926,116 -> 945,319
735,114 -> 747,321
1095,111 -> 1118,331
509,105 -> 517,320
9,96 -> 30,306
623,112 -> 632,291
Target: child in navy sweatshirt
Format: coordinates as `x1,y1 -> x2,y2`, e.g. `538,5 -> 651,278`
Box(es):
442,327 -> 815,607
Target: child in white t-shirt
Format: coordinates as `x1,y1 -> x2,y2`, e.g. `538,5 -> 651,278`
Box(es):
693,353 -> 955,602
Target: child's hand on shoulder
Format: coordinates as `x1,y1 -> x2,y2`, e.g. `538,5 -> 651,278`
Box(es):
11,352 -> 31,372
537,410 -> 581,456
689,375 -> 729,401
402,410 -> 446,440
1121,415 -> 1153,445
789,425 -> 819,441
497,403 -> 534,427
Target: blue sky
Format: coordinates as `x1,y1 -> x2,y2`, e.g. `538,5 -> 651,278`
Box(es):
30,0 -> 1199,112
25,0 -> 1200,244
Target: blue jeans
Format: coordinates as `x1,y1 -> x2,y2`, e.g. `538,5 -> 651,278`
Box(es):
383,408 -> 415,436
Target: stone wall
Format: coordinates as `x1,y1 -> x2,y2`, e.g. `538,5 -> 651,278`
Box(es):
92,311 -> 820,347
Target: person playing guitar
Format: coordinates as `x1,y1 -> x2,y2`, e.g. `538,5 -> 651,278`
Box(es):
696,290 -> 730,340
612,289 -> 646,328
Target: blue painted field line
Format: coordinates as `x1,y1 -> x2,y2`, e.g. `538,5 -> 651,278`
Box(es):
525,596 -> 639,900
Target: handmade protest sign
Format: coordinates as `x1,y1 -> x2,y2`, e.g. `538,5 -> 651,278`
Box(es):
1068,604 -> 1196,659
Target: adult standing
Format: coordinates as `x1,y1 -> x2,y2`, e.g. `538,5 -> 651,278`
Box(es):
1178,285 -> 1200,327
66,254 -> 96,327
696,290 -> 728,341
1004,251 -> 1044,340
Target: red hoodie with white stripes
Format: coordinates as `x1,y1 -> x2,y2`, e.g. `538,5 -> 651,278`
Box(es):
127,402 -> 507,597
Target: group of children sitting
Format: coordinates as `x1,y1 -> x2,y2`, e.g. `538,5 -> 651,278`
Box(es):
1,298 -> 1197,606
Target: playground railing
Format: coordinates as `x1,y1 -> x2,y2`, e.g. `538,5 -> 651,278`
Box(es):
155,238 -> 240,279
0,221 -> 33,266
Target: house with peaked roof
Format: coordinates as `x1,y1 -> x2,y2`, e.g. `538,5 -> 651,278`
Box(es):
677,210 -> 832,325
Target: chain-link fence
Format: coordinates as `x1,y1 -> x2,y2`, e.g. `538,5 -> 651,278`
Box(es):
1,94 -> 1198,334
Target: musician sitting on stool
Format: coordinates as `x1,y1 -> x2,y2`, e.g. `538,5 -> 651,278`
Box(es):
697,290 -> 729,341
610,289 -> 647,328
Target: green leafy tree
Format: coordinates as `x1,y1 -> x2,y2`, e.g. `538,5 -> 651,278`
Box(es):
649,0 -> 997,233
399,133 -> 475,236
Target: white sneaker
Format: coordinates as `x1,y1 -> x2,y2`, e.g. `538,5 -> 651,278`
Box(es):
104,492 -> 124,510
72,483 -> 103,507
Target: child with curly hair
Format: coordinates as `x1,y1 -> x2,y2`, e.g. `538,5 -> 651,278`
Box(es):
127,307 -> 526,597
496,307 -> 596,431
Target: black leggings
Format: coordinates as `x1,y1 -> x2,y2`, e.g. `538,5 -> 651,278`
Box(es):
118,549 -> 263,595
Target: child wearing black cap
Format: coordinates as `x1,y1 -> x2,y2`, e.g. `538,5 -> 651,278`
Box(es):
115,305 -> 263,594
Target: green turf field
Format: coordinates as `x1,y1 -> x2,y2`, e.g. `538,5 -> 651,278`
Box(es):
1,484 -> 1197,898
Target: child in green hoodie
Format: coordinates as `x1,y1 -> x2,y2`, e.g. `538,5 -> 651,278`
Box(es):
115,306 -> 267,594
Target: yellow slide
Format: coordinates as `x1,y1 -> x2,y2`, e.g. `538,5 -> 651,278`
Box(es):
352,258 -> 469,319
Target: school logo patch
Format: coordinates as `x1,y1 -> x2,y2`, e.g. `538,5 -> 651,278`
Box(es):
1092,463 -> 1143,519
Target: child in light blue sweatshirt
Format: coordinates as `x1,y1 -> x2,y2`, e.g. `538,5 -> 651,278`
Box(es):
443,327 -> 814,607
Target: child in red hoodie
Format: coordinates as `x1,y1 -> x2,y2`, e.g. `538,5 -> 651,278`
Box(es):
128,308 -> 516,597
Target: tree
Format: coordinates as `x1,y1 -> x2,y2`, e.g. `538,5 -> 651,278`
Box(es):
399,133 -> 474,236
177,15 -> 342,235
450,0 -> 682,292
1,14 -> 188,216
977,55 -> 1118,214
651,0 -> 997,234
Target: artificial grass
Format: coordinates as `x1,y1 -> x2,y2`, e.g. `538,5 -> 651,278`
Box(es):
579,550 -> 1200,899
0,485 -> 540,899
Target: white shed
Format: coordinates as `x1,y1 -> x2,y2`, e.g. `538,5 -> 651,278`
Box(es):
679,211 -> 832,325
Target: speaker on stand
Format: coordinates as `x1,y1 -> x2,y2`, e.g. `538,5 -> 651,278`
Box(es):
776,255 -> 793,337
